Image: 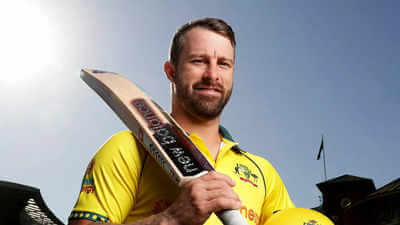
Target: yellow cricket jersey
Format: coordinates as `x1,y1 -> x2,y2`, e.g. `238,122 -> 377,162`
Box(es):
69,127 -> 295,225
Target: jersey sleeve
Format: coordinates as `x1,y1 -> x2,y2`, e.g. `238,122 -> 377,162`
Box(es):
69,131 -> 146,223
259,159 -> 295,224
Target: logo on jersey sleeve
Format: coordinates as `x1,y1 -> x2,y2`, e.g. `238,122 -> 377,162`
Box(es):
81,160 -> 95,194
234,163 -> 259,187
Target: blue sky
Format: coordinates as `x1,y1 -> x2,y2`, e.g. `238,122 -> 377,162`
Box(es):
1,1 -> 399,222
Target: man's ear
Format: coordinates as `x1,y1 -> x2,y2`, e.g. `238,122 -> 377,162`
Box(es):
164,61 -> 175,83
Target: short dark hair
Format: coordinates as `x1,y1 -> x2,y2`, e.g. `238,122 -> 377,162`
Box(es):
169,18 -> 236,66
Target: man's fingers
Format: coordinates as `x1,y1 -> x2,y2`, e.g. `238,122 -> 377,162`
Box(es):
199,171 -> 236,186
165,171 -> 242,225
189,192 -> 242,216
184,172 -> 235,193
186,175 -> 241,209
202,187 -> 240,202
206,197 -> 242,212
188,181 -> 236,201
196,180 -> 233,191
190,185 -> 240,202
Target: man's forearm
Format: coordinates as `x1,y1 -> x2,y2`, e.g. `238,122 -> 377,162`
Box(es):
69,172 -> 240,225
127,211 -> 177,225
69,212 -> 178,225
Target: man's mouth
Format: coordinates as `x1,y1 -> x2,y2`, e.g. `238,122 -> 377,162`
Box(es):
194,86 -> 222,96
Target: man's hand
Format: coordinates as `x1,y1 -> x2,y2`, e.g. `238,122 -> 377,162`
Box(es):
162,171 -> 242,225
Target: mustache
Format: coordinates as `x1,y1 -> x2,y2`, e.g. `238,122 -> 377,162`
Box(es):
193,81 -> 224,92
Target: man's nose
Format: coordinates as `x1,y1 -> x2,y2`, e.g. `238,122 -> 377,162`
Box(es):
203,61 -> 219,82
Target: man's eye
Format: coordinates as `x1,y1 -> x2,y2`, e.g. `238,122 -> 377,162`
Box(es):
192,59 -> 204,64
219,61 -> 231,67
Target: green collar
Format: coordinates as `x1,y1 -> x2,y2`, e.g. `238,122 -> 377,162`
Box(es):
219,125 -> 235,142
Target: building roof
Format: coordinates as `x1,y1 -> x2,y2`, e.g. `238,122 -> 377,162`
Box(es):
368,177 -> 400,198
349,177 -> 400,208
0,180 -> 64,225
317,174 -> 376,194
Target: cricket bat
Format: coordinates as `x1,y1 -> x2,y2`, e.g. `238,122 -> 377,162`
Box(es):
80,69 -> 249,225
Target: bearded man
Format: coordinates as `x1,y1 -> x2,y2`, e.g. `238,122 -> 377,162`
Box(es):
69,17 -> 295,225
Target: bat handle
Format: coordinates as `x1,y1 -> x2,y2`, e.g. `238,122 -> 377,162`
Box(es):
217,209 -> 249,225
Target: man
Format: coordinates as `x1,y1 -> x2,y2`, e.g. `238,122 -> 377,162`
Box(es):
69,18 -> 294,225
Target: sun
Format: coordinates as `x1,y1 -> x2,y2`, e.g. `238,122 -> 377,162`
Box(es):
0,1 -> 56,85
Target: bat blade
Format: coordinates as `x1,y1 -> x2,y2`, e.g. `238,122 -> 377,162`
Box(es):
81,69 -> 249,225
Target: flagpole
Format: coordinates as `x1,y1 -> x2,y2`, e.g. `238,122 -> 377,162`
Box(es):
322,135 -> 328,181
317,134 -> 328,181
322,134 -> 327,181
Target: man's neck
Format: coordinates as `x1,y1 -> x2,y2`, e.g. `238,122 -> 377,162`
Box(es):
171,110 -> 222,160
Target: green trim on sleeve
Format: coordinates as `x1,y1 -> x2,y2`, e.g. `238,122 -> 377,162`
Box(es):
69,211 -> 110,223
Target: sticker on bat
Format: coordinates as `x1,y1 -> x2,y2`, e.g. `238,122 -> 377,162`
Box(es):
132,98 -> 205,176
132,99 -> 164,131
153,124 -> 204,176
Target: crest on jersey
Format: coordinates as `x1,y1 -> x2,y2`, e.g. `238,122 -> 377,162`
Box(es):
234,163 -> 258,187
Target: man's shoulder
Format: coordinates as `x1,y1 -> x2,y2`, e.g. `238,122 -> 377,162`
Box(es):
93,130 -> 143,160
103,130 -> 141,148
109,130 -> 136,142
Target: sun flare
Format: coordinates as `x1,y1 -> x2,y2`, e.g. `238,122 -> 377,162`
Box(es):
0,1 -> 56,85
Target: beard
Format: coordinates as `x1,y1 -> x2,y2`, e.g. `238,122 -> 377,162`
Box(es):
174,73 -> 232,119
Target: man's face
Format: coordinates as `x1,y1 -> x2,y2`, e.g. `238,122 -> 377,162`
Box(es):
172,27 -> 235,119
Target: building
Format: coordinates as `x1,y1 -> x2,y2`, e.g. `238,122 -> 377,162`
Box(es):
314,175 -> 400,225
0,181 -> 63,225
